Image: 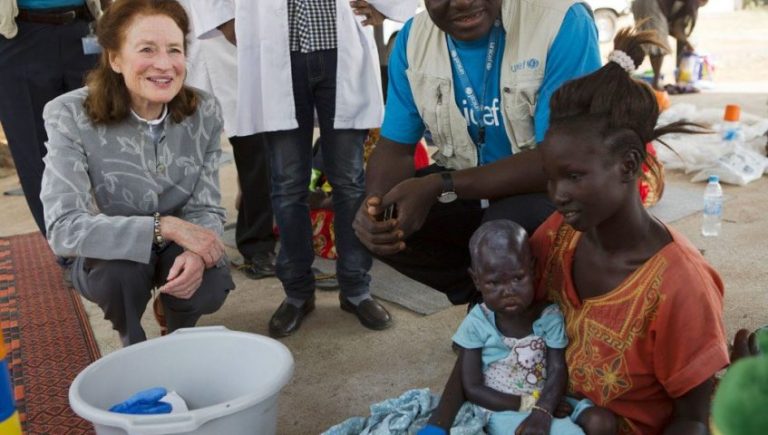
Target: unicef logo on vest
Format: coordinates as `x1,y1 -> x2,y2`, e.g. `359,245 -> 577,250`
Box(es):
511,58 -> 541,73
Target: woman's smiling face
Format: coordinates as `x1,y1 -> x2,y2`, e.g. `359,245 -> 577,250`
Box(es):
541,121 -> 628,232
108,14 -> 186,119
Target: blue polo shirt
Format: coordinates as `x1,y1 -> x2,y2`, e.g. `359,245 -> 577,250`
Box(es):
17,0 -> 84,9
381,3 -> 601,165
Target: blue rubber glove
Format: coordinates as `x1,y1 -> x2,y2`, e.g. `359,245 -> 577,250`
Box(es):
418,424 -> 447,435
109,387 -> 173,415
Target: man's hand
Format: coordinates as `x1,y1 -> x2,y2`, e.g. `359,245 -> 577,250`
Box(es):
160,251 -> 205,300
217,19 -> 236,45
350,0 -> 386,26
160,216 -> 225,268
353,195 -> 405,256
380,174 -> 442,240
515,408 -> 553,435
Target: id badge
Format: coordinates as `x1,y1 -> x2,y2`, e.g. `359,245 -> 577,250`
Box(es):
82,34 -> 101,55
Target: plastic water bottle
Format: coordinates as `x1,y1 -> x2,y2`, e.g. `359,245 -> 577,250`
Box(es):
702,175 -> 723,237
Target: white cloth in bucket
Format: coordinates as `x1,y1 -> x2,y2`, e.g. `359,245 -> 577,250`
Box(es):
162,391 -> 189,414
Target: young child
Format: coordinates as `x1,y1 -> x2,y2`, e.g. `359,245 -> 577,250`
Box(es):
420,220 -> 615,435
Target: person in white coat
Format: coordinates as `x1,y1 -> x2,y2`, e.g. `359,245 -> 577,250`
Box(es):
194,0 -> 416,337
182,0 -> 278,281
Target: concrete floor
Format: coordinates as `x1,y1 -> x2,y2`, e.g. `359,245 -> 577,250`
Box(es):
0,9 -> 766,434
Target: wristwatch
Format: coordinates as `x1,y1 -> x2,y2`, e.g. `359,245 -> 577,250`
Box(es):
437,172 -> 458,204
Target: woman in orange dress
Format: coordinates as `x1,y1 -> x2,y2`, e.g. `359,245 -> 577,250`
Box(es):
424,26 -> 728,435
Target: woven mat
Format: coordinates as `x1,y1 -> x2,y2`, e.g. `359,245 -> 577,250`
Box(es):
0,233 -> 100,433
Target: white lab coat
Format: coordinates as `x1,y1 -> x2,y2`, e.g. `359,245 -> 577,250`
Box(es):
178,0 -> 239,135
190,0 -> 416,137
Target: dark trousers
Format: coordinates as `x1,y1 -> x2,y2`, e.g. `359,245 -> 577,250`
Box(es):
229,134 -> 276,260
375,165 -> 556,305
73,244 -> 234,345
0,19 -> 98,235
262,49 -> 371,300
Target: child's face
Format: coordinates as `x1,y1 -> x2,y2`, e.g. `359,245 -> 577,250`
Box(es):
470,241 -> 535,316
540,123 -> 627,232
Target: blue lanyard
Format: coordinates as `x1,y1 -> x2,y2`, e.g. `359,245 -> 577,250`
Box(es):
446,20 -> 502,155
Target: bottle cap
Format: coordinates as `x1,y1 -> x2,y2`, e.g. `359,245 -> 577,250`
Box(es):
724,105 -> 740,122
708,175 -> 719,183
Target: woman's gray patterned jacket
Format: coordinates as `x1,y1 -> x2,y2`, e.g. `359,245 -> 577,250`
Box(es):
40,86 -> 226,264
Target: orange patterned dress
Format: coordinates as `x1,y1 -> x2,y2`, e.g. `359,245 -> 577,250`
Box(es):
531,213 -> 729,434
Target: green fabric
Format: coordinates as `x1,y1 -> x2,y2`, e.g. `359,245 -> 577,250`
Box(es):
712,331 -> 768,435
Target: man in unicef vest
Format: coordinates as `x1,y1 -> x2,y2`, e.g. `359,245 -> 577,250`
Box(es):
353,0 -> 601,305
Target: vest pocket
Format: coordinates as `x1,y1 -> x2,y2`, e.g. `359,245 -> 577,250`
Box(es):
416,79 -> 453,158
405,70 -> 458,161
434,84 -> 454,157
504,83 -> 538,149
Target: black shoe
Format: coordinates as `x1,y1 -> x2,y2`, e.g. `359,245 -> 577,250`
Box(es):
339,295 -> 392,331
268,297 -> 315,338
237,253 -> 276,280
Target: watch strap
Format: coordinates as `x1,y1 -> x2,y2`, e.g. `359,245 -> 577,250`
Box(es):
440,172 -> 454,195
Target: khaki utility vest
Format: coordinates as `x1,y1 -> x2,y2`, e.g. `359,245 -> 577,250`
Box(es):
406,0 -> 583,169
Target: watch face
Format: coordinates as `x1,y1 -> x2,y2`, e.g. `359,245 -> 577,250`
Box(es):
438,191 -> 458,203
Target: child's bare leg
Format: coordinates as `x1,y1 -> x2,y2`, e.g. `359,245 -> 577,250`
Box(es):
576,406 -> 617,435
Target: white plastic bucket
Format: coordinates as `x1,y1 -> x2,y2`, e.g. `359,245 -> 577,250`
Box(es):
69,326 -> 293,435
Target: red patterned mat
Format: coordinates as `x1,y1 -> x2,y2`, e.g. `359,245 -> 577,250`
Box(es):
0,233 -> 100,434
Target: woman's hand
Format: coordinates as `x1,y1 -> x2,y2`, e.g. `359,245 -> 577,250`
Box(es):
515,409 -> 553,435
160,216 -> 225,268
731,328 -> 760,363
352,195 -> 405,256
160,251 -> 204,300
381,173 -> 442,240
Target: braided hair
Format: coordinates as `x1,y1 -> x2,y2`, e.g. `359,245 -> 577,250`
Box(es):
547,26 -> 703,177
550,27 -> 708,196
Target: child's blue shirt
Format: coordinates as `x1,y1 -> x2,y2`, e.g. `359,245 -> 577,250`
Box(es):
453,303 -> 567,371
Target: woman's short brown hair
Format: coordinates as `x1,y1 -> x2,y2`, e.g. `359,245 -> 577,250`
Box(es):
84,0 -> 197,124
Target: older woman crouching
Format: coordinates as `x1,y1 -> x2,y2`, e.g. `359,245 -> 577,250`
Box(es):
40,0 -> 234,346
